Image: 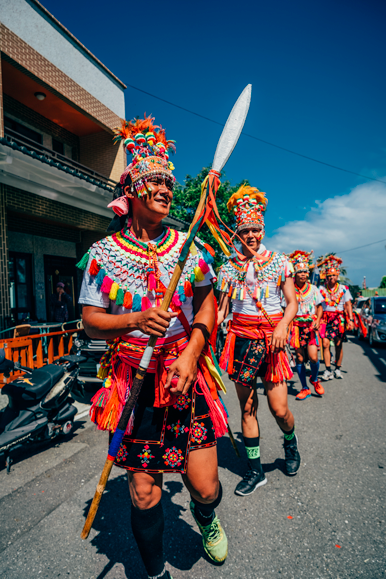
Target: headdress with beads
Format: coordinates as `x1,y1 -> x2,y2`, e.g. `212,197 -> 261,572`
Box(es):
112,115 -> 176,199
318,255 -> 343,278
289,250 -> 314,273
226,185 -> 267,233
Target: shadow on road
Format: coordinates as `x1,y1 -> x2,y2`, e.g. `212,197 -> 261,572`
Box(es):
84,476 -> 202,579
217,432 -> 288,477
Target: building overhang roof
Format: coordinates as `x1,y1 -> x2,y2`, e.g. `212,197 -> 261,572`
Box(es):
0,140 -> 188,231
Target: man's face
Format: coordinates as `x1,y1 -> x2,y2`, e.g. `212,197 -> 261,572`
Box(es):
125,176 -> 174,220
327,274 -> 338,286
238,227 -> 263,255
295,271 -> 308,285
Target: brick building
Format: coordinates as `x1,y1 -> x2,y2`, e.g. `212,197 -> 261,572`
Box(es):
0,0 -> 181,328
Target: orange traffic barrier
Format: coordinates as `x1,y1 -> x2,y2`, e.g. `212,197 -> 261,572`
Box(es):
0,328 -> 79,385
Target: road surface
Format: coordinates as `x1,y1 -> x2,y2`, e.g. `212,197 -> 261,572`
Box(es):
0,335 -> 385,578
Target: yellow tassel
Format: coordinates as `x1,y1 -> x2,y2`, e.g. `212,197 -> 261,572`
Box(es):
232,287 -> 237,299
97,366 -> 108,380
257,287 -> 261,300
109,282 -> 119,300
189,242 -> 198,256
205,221 -> 231,257
194,266 -> 205,282
265,285 -> 269,298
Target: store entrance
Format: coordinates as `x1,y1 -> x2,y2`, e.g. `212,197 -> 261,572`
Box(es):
44,255 -> 79,321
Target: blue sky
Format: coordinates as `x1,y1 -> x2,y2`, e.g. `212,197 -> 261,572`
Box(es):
40,0 -> 386,286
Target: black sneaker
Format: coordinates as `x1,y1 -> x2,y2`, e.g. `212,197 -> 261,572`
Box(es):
284,434 -> 300,476
234,467 -> 267,496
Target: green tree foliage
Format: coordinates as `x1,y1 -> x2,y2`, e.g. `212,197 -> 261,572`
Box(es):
380,276 -> 386,289
170,166 -> 251,270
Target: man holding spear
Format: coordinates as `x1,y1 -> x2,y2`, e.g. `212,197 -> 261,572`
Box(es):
78,87 -> 252,576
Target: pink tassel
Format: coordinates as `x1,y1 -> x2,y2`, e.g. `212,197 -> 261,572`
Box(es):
125,409 -> 135,435
107,196 -> 129,216
172,293 -> 182,307
100,276 -> 113,294
198,258 -> 209,274
148,272 -> 156,291
141,296 -> 152,311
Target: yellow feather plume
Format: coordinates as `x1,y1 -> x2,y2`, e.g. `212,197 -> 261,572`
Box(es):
227,185 -> 268,214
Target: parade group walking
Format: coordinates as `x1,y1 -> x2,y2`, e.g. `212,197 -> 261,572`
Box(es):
77,115 -> 354,579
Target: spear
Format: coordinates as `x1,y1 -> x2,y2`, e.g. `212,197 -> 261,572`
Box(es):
81,84 -> 252,539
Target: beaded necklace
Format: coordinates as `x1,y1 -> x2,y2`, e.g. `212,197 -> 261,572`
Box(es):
77,227 -> 211,311
294,281 -> 316,318
218,251 -> 290,301
320,283 -> 345,307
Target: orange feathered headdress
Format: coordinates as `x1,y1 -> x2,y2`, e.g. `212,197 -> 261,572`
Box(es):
288,250 -> 314,273
227,185 -> 268,232
113,115 -> 176,198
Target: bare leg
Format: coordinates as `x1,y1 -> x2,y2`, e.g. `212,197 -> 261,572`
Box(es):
323,337 -> 331,367
235,382 -> 259,438
307,344 -> 318,364
262,378 -> 294,432
335,338 -> 344,366
182,445 -> 219,503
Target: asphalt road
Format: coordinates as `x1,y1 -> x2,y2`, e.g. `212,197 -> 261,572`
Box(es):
0,335 -> 385,579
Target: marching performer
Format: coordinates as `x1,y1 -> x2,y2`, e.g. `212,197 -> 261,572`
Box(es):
217,185 -> 300,497
286,250 -> 324,400
77,117 -> 228,578
318,256 -> 354,380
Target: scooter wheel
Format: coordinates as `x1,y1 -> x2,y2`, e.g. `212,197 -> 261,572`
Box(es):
62,420 -> 73,436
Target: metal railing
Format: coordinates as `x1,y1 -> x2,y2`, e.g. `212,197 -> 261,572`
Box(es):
3,128 -> 116,188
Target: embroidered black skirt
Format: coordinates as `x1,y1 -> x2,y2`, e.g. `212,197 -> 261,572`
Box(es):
112,374 -> 216,474
230,336 -> 268,388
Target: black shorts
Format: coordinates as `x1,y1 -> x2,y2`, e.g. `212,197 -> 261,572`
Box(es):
111,374 -> 216,474
230,336 -> 268,388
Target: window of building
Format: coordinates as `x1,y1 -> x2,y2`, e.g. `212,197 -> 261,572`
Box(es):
9,252 -> 34,322
4,116 -> 43,144
52,138 -> 65,155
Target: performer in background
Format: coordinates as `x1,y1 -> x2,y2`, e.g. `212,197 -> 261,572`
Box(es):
217,185 -> 300,497
319,256 -> 354,380
285,250 -> 324,400
77,117 -> 228,579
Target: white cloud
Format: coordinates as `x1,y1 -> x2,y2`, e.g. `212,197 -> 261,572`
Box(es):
265,181 -> 386,287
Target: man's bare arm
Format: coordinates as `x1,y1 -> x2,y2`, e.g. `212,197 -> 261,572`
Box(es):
82,306 -> 177,340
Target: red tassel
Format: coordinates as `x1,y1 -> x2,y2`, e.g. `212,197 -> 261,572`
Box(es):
141,296 -> 152,311
100,276 -> 113,294
148,272 -> 156,291
219,332 -> 235,374
184,280 -> 193,297
89,259 -> 100,276
123,291 -> 133,309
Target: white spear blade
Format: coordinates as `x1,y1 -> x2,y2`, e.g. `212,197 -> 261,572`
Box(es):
212,84 -> 252,173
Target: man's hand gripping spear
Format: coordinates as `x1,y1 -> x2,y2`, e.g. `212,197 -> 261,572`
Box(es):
81,84 -> 252,539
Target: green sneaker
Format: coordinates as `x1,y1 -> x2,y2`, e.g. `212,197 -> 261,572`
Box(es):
190,501 -> 228,563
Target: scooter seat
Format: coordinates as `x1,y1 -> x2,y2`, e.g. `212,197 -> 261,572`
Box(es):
9,364 -> 65,400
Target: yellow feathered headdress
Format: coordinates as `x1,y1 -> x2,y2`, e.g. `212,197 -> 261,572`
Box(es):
227,185 -> 268,232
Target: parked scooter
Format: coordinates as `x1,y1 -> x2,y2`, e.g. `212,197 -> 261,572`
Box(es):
0,349 -> 86,473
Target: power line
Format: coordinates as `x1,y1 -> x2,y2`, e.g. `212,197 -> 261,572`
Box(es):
125,81 -> 386,185
338,238 -> 386,254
